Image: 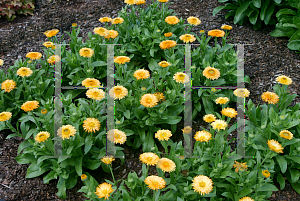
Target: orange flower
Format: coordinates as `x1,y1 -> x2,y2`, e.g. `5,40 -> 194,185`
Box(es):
208,29 -> 225,37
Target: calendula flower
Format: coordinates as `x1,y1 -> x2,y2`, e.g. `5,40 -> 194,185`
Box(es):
107,129 -> 127,144
153,92 -> 165,102
215,97 -> 229,105
276,75 -> 292,85
95,182 -> 114,200
140,152 -> 160,166
279,130 -> 293,140
173,72 -> 189,84
136,0 -> 146,5
211,88 -> 217,92
41,109 -> 47,114
79,48 -> 94,58
158,0 -> 168,2
199,30 -> 205,34
47,55 -> 61,65
86,88 -> 106,101
158,61 -> 171,67
155,129 -> 172,141
104,30 -> 118,39
83,118 -> 100,133
109,85 -> 128,100
112,17 -> 124,24
179,34 -> 196,43
203,66 -> 220,80
81,174 -> 87,180
194,130 -> 212,142
0,59 -> 3,66
99,17 -> 112,23
221,108 -> 238,118
0,112 -> 12,122
211,119 -> 227,131
133,69 -> 150,80
26,52 -> 42,60
141,87 -> 147,91
1,79 -> 16,93
159,40 -> 177,49
182,126 -> 192,134
187,16 -> 201,26
82,78 -> 101,88
72,23 -> 77,27
17,67 -> 33,77
94,27 -> 109,36
221,25 -> 232,30
101,156 -> 115,165
164,32 -> 172,37
157,158 -> 176,173
261,92 -> 279,104
140,94 -> 158,108
43,41 -> 54,48
57,125 -> 77,140
21,100 -> 39,112
124,0 -> 137,5
262,170 -> 270,178
233,161 -> 248,173
239,197 -> 254,201
233,88 -> 250,98
267,139 -> 284,153
114,56 -> 130,64
165,16 -> 180,25
145,175 -> 166,191
191,175 -> 214,196
35,131 -> 50,143
203,114 -> 216,123
208,29 -> 225,37
43,29 -> 59,38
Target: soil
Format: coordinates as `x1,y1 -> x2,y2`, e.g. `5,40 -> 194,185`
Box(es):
0,0 -> 299,200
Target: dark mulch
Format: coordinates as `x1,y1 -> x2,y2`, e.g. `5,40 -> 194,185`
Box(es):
0,0 -> 299,200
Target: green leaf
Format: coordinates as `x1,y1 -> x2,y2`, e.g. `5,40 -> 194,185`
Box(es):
15,153 -> 35,164
286,156 -> 300,164
6,134 -> 20,139
260,0 -> 270,21
43,170 -> 57,184
213,6 -> 225,16
276,8 -> 297,18
258,183 -> 278,191
249,10 -> 259,25
288,40 -> 300,51
18,140 -> 32,154
85,160 -> 101,170
66,175 -> 78,189
239,188 -> 253,198
56,177 -> 67,199
25,128 -> 39,140
84,137 -> 93,154
276,172 -> 285,190
234,2 -> 251,24
264,3 -> 275,24
90,61 -> 107,68
148,58 -> 157,71
291,181 -> 300,194
289,168 -> 300,183
276,155 -> 287,173
253,0 -> 261,8
26,162 -> 48,178
124,110 -> 131,119
75,156 -> 83,176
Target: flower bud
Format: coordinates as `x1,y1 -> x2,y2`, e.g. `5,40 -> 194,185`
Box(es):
128,178 -> 133,182
261,125 -> 266,129
297,147 -> 300,152
280,115 -> 285,120
183,187 -> 189,192
217,163 -> 223,168
151,147 -> 155,151
211,88 -> 217,92
249,134 -> 254,138
206,147 -> 211,152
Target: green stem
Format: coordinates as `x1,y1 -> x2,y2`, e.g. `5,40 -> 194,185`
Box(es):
22,77 -> 28,98
153,190 -> 156,201
109,165 -> 116,184
215,37 -> 218,49
5,121 -> 22,137
29,111 -> 42,130
161,3 -> 164,19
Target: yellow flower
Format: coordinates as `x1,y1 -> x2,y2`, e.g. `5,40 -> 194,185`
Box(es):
199,30 -> 205,34
158,0 -> 168,2
114,56 -> 130,64
208,29 -> 225,37
111,17 -> 124,24
26,52 -> 42,60
133,69 -> 150,80
107,129 -> 127,144
276,75 -> 292,85
140,94 -> 158,108
47,55 -> 61,65
211,119 -> 227,131
179,34 -> 196,43
72,23 -> 77,27
0,59 -> 3,66
233,160 -> 248,173
145,175 -> 166,191
267,139 -> 284,153
94,27 -> 109,36
109,85 -> 128,100
187,16 -> 201,26
239,197 -> 254,201
279,130 -> 293,140
157,158 -> 176,173
221,24 -> 232,30
179,155 -> 185,160
203,114 -> 216,123
164,32 -> 172,37
158,61 -> 171,68
141,87 -> 147,91
262,170 -> 270,178
35,131 -> 50,143
159,40 -> 177,49
191,175 -> 214,196
104,30 -> 118,39
41,109 -> 48,114
124,0 -> 137,5
215,97 -> 229,104
82,78 -> 101,88
153,92 -> 165,102
140,152 -> 160,166
0,112 -> 12,122
182,126 -> 192,134
1,79 -> 17,93
81,174 -> 87,180
43,41 -> 54,48
21,100 -> 39,112
101,156 -> 115,165
79,48 -> 94,58
261,92 -> 279,104
99,17 -> 112,23
86,88 -> 106,101
136,0 -> 146,5
165,16 -> 180,25
43,29 -> 59,38
83,118 -> 101,133
221,108 -> 238,118
203,66 -> 220,80
211,88 -> 217,92
57,125 -> 77,140
233,88 -> 250,98
155,129 -> 172,141
173,72 -> 189,84
194,130 -> 212,142
95,182 -> 114,200
51,45 -> 56,50
17,67 -> 33,77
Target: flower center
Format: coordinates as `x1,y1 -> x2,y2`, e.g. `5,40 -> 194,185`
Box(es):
282,132 -> 289,136
6,83 -> 11,87
179,74 -> 184,78
147,98 -> 152,103
199,181 -> 206,187
115,134 -> 119,138
89,122 -> 95,127
0,114 -> 4,117
39,134 -> 45,138
63,129 -> 70,133
208,70 -> 215,75
84,50 -> 89,53
282,78 -> 287,80
22,69 -> 27,72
